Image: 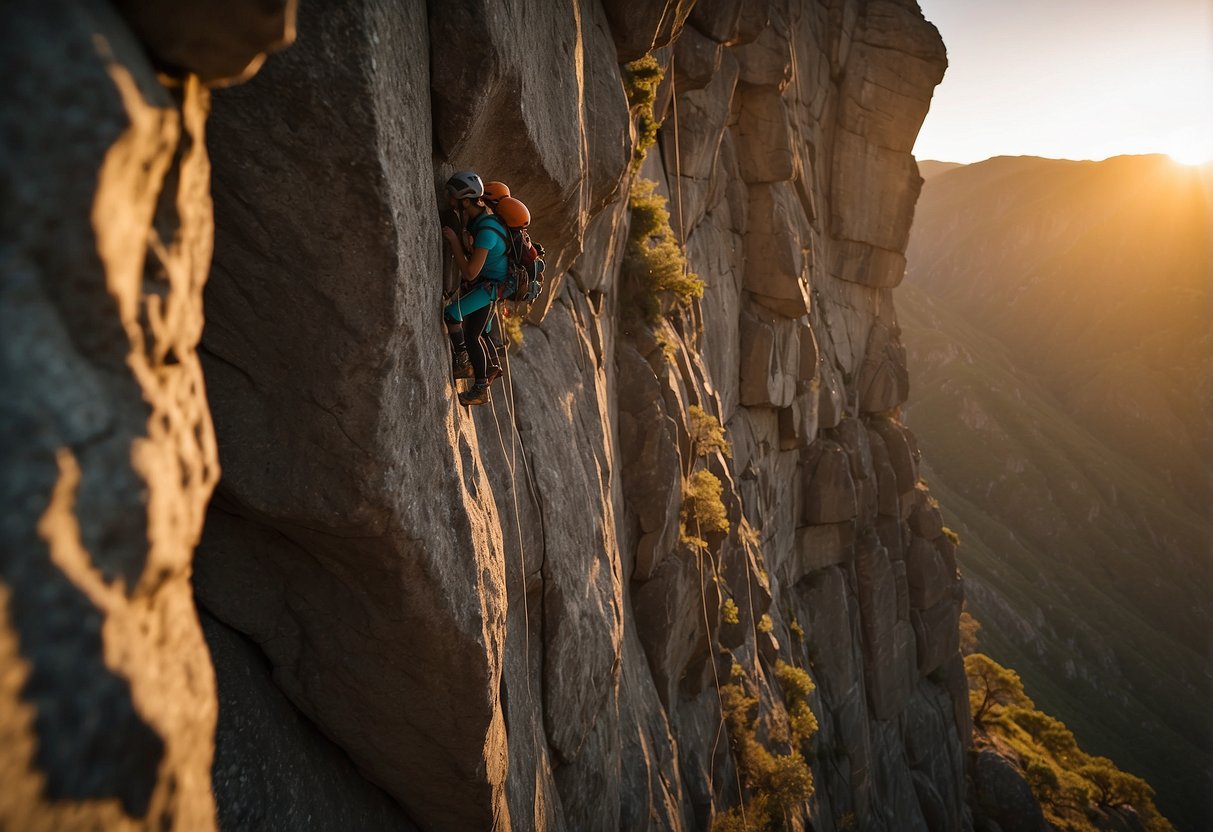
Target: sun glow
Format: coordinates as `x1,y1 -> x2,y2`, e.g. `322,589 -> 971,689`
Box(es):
1167,143 -> 1212,167
913,0 -> 1213,166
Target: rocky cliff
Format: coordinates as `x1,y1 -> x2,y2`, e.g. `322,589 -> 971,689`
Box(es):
1,1 -> 975,830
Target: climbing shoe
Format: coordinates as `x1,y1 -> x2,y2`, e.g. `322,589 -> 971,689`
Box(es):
452,350 -> 473,379
485,364 -> 504,385
459,383 -> 491,407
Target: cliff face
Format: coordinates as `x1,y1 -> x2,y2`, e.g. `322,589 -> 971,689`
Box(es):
0,2 -> 291,830
1,1 -> 968,830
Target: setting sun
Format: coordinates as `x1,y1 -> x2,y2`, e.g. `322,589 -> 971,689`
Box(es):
1168,145 -> 1212,166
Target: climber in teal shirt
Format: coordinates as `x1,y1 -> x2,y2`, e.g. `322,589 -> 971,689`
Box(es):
442,171 -> 511,406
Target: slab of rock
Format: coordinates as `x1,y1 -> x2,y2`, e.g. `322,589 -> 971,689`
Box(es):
933,653 -> 974,750
903,680 -> 966,832
906,536 -> 951,610
673,23 -> 723,93
797,567 -> 861,706
876,515 -> 904,558
936,533 -> 959,576
202,613 -> 417,832
689,0 -> 771,45
602,0 -> 696,62
778,384 -> 819,450
739,303 -> 799,408
511,295 -> 627,767
912,598 -> 961,676
618,344 -> 683,581
867,428 -> 901,517
908,489 -> 945,540
787,523 -> 854,583
802,441 -> 858,524
113,0 -> 297,86
838,3 -> 945,154
855,536 -> 916,718
817,359 -> 846,430
828,238 -> 908,289
1,4 -> 220,828
743,182 -> 811,317
869,418 -> 918,500
833,417 -> 874,481
892,557 -> 910,621
732,12 -> 792,87
829,128 -> 922,254
687,201 -> 745,420
618,622 -> 695,830
736,86 -> 794,184
857,321 -> 910,414
661,50 -> 739,185
633,553 -> 711,712
198,4 -> 512,827
972,749 -> 1049,832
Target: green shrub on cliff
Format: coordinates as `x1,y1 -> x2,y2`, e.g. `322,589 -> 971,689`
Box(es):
964,652 -> 1031,727
622,55 -> 662,171
690,404 -> 731,460
712,662 -> 815,831
965,653 -> 1176,832
624,178 -> 703,323
680,469 -> 728,550
774,660 -> 818,747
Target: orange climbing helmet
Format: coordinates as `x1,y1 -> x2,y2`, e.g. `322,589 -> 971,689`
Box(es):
483,181 -> 510,205
495,196 -> 530,229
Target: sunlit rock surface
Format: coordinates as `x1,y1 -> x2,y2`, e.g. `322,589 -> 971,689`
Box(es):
0,1 -> 229,828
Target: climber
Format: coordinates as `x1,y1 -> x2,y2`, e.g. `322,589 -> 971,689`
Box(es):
442,171 -> 509,406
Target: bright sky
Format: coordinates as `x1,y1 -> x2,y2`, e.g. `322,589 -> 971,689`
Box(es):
913,0 -> 1213,164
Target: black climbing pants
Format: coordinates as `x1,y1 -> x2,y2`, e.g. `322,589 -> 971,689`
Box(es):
462,302 -> 499,381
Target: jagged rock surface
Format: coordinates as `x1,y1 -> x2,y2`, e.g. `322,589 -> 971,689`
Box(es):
0,1 -> 240,828
2,0 -> 974,830
193,0 -> 960,829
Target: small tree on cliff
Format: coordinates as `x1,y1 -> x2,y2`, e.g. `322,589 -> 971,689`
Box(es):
964,653 -> 1031,727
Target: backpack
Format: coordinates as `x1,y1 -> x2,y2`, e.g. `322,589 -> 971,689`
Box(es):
470,213 -> 546,303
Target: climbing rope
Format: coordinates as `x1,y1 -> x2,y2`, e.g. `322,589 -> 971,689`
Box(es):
670,58 -> 688,269
671,51 -> 748,825
487,323 -> 535,704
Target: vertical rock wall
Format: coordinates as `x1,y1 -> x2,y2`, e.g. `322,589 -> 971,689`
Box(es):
2,0 -> 967,830
0,1 -> 291,829
195,0 -> 961,830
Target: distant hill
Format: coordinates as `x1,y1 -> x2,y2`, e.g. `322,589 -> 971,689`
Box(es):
916,159 -> 965,180
901,154 -> 1213,831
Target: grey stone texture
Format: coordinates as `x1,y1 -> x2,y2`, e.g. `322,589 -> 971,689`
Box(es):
0,1 -> 239,828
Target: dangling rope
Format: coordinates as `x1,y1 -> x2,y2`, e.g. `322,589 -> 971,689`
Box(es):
671,52 -> 748,825
670,59 -> 688,266
487,320 -> 535,704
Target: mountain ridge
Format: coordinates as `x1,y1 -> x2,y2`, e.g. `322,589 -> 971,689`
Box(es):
902,152 -> 1213,830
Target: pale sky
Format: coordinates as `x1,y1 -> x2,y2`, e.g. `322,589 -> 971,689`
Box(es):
913,0 -> 1213,164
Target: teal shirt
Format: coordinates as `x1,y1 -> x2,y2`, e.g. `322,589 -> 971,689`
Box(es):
468,214 -> 509,281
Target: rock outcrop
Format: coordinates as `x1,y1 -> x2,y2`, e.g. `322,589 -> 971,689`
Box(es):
2,0 -> 971,830
0,1 -> 290,829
